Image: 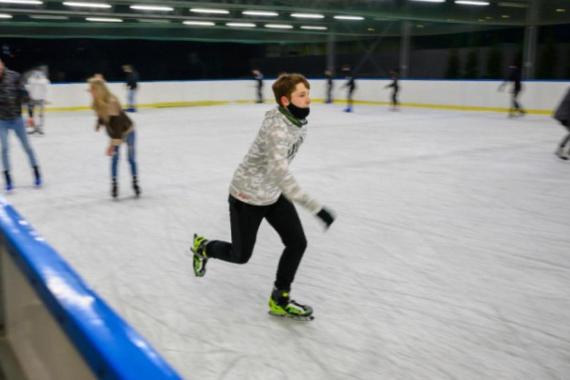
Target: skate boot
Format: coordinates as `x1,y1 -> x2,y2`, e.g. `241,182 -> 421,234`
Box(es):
191,234 -> 209,277
3,171 -> 13,192
132,176 -> 141,197
268,288 -> 314,321
33,166 -> 42,187
555,146 -> 568,160
111,177 -> 118,198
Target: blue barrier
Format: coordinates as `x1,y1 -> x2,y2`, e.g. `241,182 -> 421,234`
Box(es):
0,198 -> 183,380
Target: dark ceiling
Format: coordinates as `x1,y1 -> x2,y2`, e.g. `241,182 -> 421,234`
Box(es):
0,0 -> 568,43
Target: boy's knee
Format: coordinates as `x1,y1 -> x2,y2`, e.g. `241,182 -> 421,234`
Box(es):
286,235 -> 307,253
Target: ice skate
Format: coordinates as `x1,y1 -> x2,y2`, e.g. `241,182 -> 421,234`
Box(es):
191,234 -> 209,277
268,288 -> 314,321
555,146 -> 569,160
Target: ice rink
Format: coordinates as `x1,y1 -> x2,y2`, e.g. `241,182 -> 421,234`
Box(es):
5,103 -> 570,380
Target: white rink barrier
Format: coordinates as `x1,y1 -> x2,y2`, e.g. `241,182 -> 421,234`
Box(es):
46,78 -> 570,114
0,198 -> 182,380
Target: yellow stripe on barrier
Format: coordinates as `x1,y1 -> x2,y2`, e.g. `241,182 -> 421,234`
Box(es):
42,99 -> 553,115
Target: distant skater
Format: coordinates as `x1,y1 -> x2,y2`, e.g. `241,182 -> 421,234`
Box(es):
191,73 -> 336,321
252,69 -> 264,103
342,66 -> 356,113
384,70 -> 400,111
324,69 -> 333,104
553,87 -> 570,160
88,76 -> 141,199
499,64 -> 525,117
26,69 -> 50,135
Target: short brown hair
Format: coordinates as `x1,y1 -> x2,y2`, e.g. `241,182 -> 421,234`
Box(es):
272,73 -> 310,106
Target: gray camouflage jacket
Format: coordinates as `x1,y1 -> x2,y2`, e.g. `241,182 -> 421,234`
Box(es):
0,69 -> 28,120
229,107 -> 322,214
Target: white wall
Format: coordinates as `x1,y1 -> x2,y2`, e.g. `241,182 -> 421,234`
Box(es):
47,79 -> 570,113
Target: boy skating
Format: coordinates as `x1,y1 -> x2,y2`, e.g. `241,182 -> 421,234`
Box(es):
192,73 -> 335,320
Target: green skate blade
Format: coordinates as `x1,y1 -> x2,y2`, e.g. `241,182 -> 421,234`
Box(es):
268,311 -> 314,321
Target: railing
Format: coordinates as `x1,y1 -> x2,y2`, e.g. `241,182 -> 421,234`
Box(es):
0,198 -> 182,380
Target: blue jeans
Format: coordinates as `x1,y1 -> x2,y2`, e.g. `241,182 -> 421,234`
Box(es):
0,117 -> 39,171
127,89 -> 137,110
111,131 -> 137,178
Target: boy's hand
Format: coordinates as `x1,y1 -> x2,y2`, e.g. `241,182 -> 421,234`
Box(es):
106,144 -> 115,156
316,207 -> 336,229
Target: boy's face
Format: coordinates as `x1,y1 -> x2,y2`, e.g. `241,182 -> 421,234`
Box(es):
282,82 -> 310,108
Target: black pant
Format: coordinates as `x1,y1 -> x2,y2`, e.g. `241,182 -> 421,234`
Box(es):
511,89 -> 524,114
391,89 -> 399,106
206,195 -> 307,291
559,120 -> 570,148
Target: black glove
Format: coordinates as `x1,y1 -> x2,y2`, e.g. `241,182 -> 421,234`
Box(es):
316,207 -> 335,229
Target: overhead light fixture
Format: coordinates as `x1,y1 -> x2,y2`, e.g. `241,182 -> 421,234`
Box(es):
190,8 -> 229,15
86,17 -> 122,22
30,14 -> 69,19
501,14 -> 510,18
226,22 -> 256,27
556,8 -> 566,13
333,15 -> 364,20
301,25 -> 327,30
265,23 -> 293,29
63,2 -> 111,9
455,0 -> 490,5
410,0 -> 445,2
497,1 -> 528,8
0,0 -> 43,4
0,13 -> 13,18
290,13 -> 324,19
242,10 -> 278,17
183,20 -> 215,26
138,18 -> 170,23
130,5 -> 173,12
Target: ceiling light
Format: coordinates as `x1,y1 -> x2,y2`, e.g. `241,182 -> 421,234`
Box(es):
409,0 -> 445,2
63,2 -> 111,9
242,10 -> 278,17
190,8 -> 229,14
30,14 -> 69,19
265,23 -> 293,29
137,18 -> 170,23
455,0 -> 490,5
498,1 -> 528,8
183,20 -> 215,26
301,25 -> 327,30
333,15 -> 364,20
556,8 -> 566,13
226,22 -> 256,27
86,17 -> 122,22
0,13 -> 13,18
130,5 -> 173,12
290,13 -> 324,19
501,14 -> 510,18
0,0 -> 42,4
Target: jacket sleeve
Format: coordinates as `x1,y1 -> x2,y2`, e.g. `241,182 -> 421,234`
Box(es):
266,123 -> 322,214
17,74 -> 30,104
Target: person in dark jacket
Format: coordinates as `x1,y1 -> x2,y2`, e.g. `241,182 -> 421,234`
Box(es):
341,66 -> 356,113
499,64 -> 526,117
252,69 -> 264,103
0,58 -> 41,192
324,69 -> 333,104
384,69 -> 400,111
553,87 -> 570,160
122,64 -> 139,112
88,76 -> 140,198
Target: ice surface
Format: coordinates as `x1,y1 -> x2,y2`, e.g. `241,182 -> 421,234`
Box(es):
6,103 -> 570,380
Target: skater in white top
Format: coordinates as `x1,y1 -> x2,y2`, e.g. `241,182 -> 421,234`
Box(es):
25,69 -> 50,135
191,73 -> 336,320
